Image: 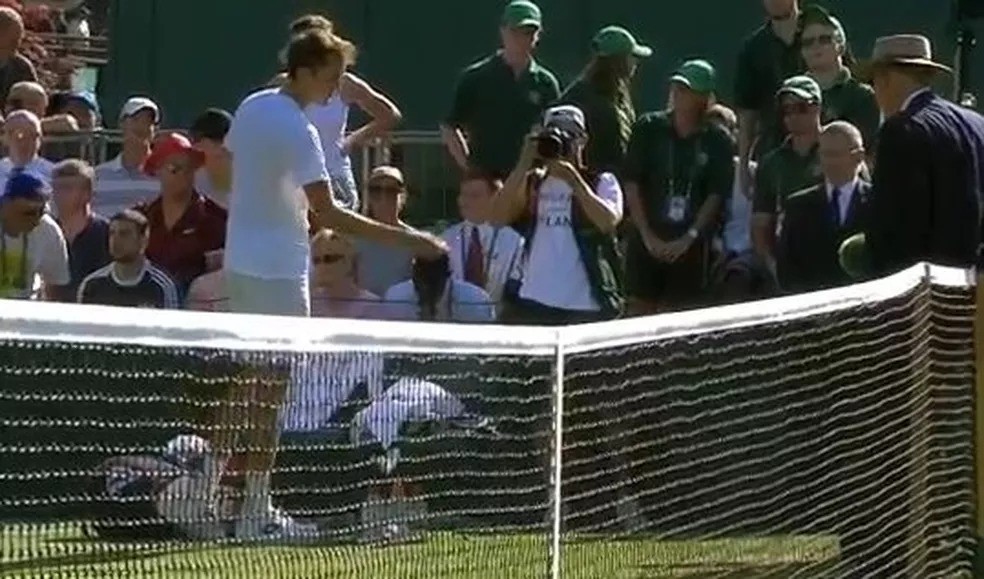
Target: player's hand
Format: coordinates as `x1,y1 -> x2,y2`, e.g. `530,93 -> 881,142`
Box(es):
408,231 -> 449,259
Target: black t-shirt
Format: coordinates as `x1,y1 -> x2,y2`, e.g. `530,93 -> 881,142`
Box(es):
53,214 -> 111,302
77,262 -> 180,308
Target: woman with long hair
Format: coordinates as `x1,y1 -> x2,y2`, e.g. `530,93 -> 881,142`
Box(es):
558,26 -> 651,174
799,5 -> 879,154
282,14 -> 402,211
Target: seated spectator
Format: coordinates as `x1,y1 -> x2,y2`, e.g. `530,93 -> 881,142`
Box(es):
799,5 -> 879,155
491,105 -> 623,325
0,109 -> 53,183
94,97 -> 160,218
184,251 -> 225,312
777,121 -> 871,293
77,209 -> 179,308
189,107 -> 232,208
354,166 -> 414,296
0,171 -> 67,299
309,228 -> 380,318
7,81 -> 79,134
0,8 -> 38,109
134,133 -> 226,295
623,61 -> 733,315
706,104 -> 753,258
383,253 -> 495,323
50,158 -> 108,301
441,169 -> 523,305
45,90 -> 99,161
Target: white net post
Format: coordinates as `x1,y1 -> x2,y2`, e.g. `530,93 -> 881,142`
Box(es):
549,332 -> 565,579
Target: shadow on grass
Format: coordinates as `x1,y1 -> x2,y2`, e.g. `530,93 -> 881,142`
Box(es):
636,558 -> 838,578
2,540 -> 209,574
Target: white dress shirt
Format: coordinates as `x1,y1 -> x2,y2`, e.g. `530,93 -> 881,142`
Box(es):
825,177 -> 859,225
441,221 -> 524,303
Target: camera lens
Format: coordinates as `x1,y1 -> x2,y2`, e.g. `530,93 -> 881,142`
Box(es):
536,127 -> 568,160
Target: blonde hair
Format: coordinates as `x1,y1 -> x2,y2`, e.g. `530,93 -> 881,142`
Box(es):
820,120 -> 864,151
52,158 -> 95,189
289,14 -> 334,35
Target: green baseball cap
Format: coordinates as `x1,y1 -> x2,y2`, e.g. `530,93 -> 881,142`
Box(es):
669,59 -> 716,94
777,75 -> 822,104
800,4 -> 845,40
502,1 -> 542,29
592,26 -> 653,58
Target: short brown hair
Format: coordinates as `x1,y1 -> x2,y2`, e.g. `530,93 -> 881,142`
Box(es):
460,167 -> 502,191
706,103 -> 738,134
289,14 -> 333,35
52,158 -> 95,189
111,209 -> 149,236
285,30 -> 357,78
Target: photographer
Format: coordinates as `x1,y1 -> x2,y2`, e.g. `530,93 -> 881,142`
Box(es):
623,60 -> 735,315
382,253 -> 495,323
490,105 -> 624,325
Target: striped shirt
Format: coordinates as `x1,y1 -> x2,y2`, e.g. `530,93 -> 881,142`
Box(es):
77,261 -> 180,309
93,155 -> 159,219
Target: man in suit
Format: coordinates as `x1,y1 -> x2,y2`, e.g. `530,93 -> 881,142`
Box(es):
863,34 -> 984,273
778,120 -> 870,293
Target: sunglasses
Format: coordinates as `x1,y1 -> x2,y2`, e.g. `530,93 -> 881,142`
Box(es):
313,253 -> 346,265
781,102 -> 814,116
801,34 -> 835,48
368,184 -> 403,195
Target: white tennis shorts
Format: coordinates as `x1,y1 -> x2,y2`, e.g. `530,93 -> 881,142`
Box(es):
226,271 -> 310,317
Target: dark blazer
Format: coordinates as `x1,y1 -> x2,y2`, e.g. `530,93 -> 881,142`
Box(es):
867,91 -> 984,274
778,180 -> 872,293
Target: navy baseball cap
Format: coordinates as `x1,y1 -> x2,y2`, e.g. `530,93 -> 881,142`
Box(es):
2,171 -> 50,202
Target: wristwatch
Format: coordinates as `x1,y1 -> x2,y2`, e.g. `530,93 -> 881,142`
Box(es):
686,227 -> 700,240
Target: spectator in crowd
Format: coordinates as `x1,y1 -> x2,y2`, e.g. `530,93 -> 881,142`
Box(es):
558,25 -> 651,174
441,0 -> 560,178
799,5 -> 879,154
94,96 -> 160,218
309,228 -> 380,318
50,158 -> 107,301
735,0 -> 803,196
0,171 -> 67,299
383,253 -> 495,323
0,7 -> 37,108
133,133 -> 226,294
355,165 -> 415,296
77,209 -> 180,308
751,75 -> 823,272
707,104 -> 753,258
7,80 -> 78,133
777,121 -> 870,293
184,250 -> 225,312
288,14 -> 402,212
441,169 -> 524,304
189,107 -> 232,208
44,90 -> 99,161
859,35 -> 984,274
491,104 -> 624,325
623,61 -> 734,315
0,109 -> 53,183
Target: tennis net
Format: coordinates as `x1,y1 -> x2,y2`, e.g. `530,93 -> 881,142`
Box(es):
0,263 -> 977,578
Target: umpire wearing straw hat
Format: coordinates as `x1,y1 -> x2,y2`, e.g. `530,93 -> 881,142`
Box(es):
842,34 -> 984,276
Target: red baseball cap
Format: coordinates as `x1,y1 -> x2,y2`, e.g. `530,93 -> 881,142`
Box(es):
142,133 -> 206,177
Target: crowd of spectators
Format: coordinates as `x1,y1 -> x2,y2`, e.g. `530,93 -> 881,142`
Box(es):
0,0 -> 975,327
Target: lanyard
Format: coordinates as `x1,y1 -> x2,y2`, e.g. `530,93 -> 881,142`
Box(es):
0,228 -> 29,294
458,224 -> 500,281
666,130 -> 702,201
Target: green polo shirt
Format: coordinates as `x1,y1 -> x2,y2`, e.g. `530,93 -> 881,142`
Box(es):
623,111 -> 735,238
445,52 -> 561,177
734,22 -> 804,155
558,78 -> 634,173
820,69 -> 880,151
752,138 -> 822,216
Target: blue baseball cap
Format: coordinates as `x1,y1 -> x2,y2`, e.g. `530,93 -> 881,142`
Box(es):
66,90 -> 99,113
2,171 -> 50,202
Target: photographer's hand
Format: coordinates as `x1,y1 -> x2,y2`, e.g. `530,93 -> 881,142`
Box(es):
544,159 -> 579,183
518,131 -> 540,168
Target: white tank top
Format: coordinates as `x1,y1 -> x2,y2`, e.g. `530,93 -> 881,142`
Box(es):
305,92 -> 351,177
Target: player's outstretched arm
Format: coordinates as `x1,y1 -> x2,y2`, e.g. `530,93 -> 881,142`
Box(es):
303,180 -> 447,259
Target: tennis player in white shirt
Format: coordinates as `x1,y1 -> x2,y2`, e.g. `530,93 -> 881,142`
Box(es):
222,29 -> 446,543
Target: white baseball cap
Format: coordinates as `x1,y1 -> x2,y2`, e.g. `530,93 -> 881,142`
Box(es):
543,105 -> 586,136
118,96 -> 160,122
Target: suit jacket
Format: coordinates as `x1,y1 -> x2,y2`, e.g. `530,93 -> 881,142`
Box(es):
867,91 -> 984,274
440,222 -> 524,304
778,180 -> 872,293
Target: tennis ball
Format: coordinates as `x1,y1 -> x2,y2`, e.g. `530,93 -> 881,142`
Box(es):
839,233 -> 871,279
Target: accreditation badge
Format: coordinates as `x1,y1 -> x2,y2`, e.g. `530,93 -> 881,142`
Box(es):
666,196 -> 688,224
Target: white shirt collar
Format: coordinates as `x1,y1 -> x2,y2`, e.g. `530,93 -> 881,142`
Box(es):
900,88 -> 933,114
825,177 -> 859,200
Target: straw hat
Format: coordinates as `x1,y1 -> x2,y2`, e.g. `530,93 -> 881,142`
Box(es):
858,34 -> 952,79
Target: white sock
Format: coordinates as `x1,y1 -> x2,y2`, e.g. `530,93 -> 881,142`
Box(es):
241,471 -> 271,518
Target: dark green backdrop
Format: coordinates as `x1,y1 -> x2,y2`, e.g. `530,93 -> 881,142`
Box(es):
100,0 -> 967,130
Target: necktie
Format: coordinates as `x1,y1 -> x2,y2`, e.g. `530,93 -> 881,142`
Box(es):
830,187 -> 842,226
464,226 -> 486,288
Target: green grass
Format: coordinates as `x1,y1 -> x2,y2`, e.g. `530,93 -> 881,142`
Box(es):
1,525 -> 839,579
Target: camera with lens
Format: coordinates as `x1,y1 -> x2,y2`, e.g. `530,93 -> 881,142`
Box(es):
535,125 -> 574,160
